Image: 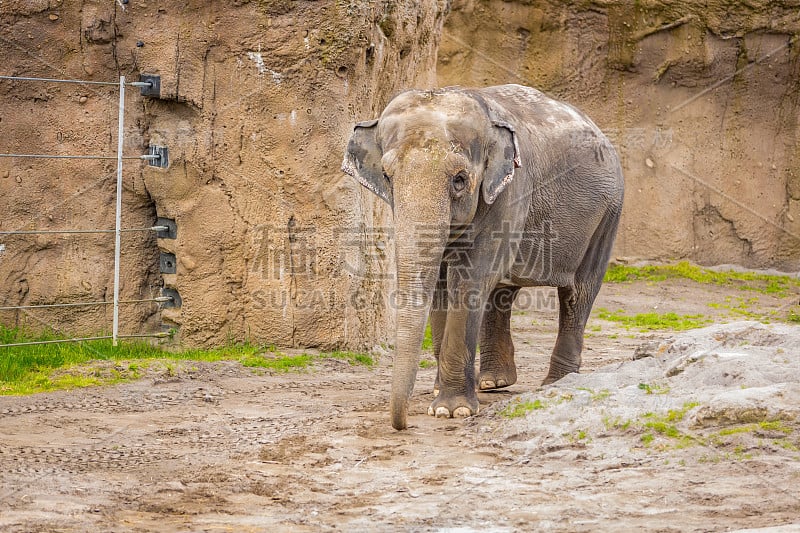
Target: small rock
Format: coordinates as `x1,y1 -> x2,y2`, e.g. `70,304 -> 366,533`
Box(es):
79,96 -> 88,104
645,158 -> 654,168
15,176 -> 22,184
179,255 -> 197,271
1,170 -> 9,179
49,14 -> 59,21
136,41 -> 144,47
633,341 -> 662,360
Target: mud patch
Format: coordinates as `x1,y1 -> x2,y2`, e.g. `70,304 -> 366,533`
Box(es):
1,282 -> 800,531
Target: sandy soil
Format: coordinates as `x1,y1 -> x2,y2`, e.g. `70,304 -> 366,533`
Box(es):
1,279 -> 799,532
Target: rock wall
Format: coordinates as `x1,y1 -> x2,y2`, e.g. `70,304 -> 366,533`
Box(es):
438,0 -> 800,269
0,0 -> 448,347
2,0 -> 799,348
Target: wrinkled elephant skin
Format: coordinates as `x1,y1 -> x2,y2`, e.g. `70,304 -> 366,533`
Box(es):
343,84 -> 624,430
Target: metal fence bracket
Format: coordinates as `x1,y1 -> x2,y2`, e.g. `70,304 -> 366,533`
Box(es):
148,145 -> 169,168
155,218 -> 177,239
161,288 -> 182,308
159,252 -> 177,274
139,74 -> 161,97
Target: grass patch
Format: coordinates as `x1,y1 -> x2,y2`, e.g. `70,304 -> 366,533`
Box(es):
638,403 -> 700,448
241,354 -> 315,371
717,420 -> 794,437
577,387 -> 611,401
1,325 -> 375,395
604,261 -> 799,297
422,322 -> 433,351
419,359 -> 437,369
603,416 -> 632,431
638,382 -> 670,395
321,350 -> 375,368
707,296 -> 783,323
597,308 -> 710,331
500,398 -> 545,419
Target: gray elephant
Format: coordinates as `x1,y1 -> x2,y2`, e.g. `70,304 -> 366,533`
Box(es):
342,84 -> 624,430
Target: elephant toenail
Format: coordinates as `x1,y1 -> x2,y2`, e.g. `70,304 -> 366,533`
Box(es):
427,405 -> 435,416
481,380 -> 495,390
496,379 -> 507,387
435,406 -> 451,418
453,407 -> 472,418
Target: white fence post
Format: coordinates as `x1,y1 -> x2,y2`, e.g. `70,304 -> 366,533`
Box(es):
112,75 -> 125,346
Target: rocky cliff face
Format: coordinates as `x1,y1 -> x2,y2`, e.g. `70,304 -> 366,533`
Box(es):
0,0 -> 447,346
439,0 -> 800,269
1,0 -> 798,348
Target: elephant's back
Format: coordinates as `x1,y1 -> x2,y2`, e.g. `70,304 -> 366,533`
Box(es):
480,85 -> 624,286
478,84 -> 622,192
478,84 -> 606,142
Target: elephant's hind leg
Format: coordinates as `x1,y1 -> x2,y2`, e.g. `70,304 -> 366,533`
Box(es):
478,286 -> 520,391
543,285 -> 591,384
544,207 -> 620,384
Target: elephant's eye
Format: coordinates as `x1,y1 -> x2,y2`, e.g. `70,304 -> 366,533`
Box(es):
452,171 -> 468,193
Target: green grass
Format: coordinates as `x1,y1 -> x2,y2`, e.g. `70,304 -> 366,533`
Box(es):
603,416 -> 632,431
419,359 -> 437,369
604,261 -> 800,297
638,402 -> 701,448
596,308 -> 710,331
241,353 -> 315,371
0,325 -> 374,395
322,350 -> 375,368
422,322 -> 433,351
500,398 -> 545,419
717,420 -> 794,437
638,382 -> 671,395
610,400 -> 798,455
577,387 -> 611,401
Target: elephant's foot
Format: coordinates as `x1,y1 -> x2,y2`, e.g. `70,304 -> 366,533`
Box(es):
478,367 -> 517,391
427,393 -> 478,419
542,364 -> 578,385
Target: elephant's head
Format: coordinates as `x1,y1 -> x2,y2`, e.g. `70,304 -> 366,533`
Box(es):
342,88 -> 521,430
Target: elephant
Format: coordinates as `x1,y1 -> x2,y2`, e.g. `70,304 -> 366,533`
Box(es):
342,84 -> 624,430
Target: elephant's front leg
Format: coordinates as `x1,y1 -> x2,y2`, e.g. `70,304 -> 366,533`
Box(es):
427,303 -> 483,419
431,263 -> 448,397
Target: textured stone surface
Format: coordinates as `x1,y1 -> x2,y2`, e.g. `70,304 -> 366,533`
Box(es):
1,0 -> 799,347
0,0 -> 447,346
438,0 -> 800,269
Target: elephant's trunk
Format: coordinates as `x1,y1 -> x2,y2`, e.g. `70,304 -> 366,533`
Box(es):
390,218 -> 448,430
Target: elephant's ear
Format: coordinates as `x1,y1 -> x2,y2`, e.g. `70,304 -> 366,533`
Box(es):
341,119 -> 392,206
482,119 -> 521,205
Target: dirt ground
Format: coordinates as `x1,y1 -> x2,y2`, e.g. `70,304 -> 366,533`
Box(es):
1,278 -> 799,532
